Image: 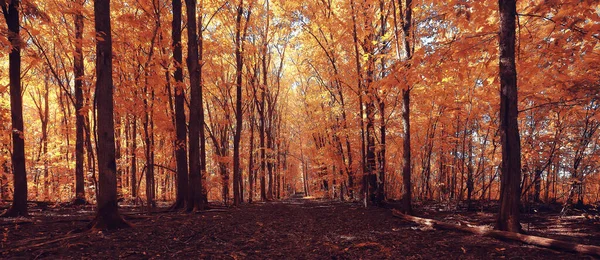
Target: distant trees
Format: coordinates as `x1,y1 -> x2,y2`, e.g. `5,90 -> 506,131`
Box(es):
0,0 -> 598,228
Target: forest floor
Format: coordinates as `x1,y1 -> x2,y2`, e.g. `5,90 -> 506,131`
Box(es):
0,196 -> 598,259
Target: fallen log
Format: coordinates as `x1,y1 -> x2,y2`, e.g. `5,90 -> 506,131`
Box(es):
392,209 -> 600,257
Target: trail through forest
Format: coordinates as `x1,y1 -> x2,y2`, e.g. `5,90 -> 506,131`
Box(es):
1,197 -> 596,259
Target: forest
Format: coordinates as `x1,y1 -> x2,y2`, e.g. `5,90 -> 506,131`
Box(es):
0,0 -> 599,258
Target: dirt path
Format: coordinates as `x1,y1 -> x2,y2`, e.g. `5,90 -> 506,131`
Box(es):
0,198 -> 592,259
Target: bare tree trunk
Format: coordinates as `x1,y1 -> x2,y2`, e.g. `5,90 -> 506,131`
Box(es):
496,0 -> 522,233
248,106 -> 256,203
467,132 -> 474,210
143,85 -> 155,208
115,118 -> 123,200
130,116 -> 137,200
1,0 -> 28,217
397,0 -> 413,214
186,0 -> 205,211
89,0 -> 128,229
170,0 -> 188,210
198,1 -> 208,206
232,0 -> 246,206
401,89 -> 412,214
73,0 -> 87,205
350,0 -> 365,202
0,163 -> 9,200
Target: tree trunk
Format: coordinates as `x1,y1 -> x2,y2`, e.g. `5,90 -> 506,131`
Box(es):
89,0 -> 128,229
350,0 -> 365,202
130,116 -> 137,200
143,85 -> 155,208
198,2 -> 208,206
267,118 -> 274,200
2,0 -> 28,217
0,163 -> 8,200
401,89 -> 412,214
258,44 -> 267,202
170,0 -> 188,210
377,100 -> 386,203
248,108 -> 255,203
496,0 -> 522,233
467,133 -> 474,210
73,0 -> 87,205
186,0 -> 205,211
398,0 -> 413,214
232,0 -> 246,206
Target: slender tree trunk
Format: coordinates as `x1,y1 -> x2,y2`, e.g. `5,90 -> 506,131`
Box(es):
84,116 -> 98,200
496,0 -> 522,233
124,117 -> 130,191
89,0 -> 128,229
467,133 -> 474,210
397,0 -> 413,214
73,0 -> 87,204
376,100 -> 385,203
115,117 -> 123,200
544,165 -> 552,203
45,86 -> 50,200
2,0 -> 27,217
260,104 -> 266,201
131,116 -> 137,200
198,1 -> 208,205
248,108 -> 255,203
0,163 -> 8,200
259,59 -> 267,201
186,0 -> 205,211
171,0 -> 188,210
232,0 -> 246,206
143,84 -> 155,208
401,89 -> 412,214
350,0 -> 365,202
267,118 -> 274,200
375,0 -> 387,204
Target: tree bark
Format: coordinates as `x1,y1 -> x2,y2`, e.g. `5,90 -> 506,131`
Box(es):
496,0 -> 522,233
1,0 -> 28,217
233,0 -> 246,206
398,0 -> 413,214
73,0 -> 87,204
350,0 -> 365,202
170,0 -> 189,210
89,0 -> 128,229
130,116 -> 137,200
186,0 -> 205,211
401,89 -> 412,214
248,106 -> 256,203
198,0 -> 208,206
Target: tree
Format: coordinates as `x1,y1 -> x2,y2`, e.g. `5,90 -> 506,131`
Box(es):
233,0 -> 246,206
186,0 -> 205,211
89,0 -> 129,229
1,0 -> 28,217
496,0 -> 522,233
73,0 -> 87,205
170,0 -> 189,210
397,0 -> 414,214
